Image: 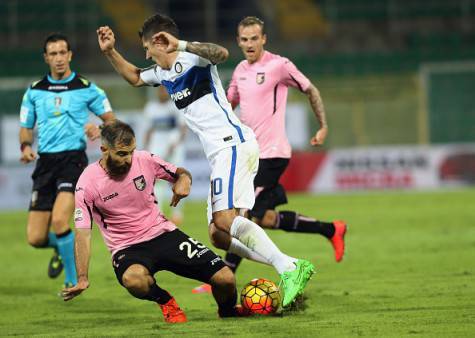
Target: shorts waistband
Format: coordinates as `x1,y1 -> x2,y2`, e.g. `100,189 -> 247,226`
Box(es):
38,149 -> 86,158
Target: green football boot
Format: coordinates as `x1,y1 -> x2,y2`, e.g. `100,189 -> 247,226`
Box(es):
279,259 -> 316,308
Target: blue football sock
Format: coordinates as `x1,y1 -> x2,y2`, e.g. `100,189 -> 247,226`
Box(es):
56,230 -> 77,286
47,232 -> 58,250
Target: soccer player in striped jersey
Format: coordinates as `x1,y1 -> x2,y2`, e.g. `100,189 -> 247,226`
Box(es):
96,13 -> 314,307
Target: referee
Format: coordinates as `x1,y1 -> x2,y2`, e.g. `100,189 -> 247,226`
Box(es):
19,33 -> 115,290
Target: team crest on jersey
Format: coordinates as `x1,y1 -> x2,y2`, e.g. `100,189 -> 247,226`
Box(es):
54,97 -> 62,116
174,62 -> 183,74
133,175 -> 146,191
256,72 -> 265,84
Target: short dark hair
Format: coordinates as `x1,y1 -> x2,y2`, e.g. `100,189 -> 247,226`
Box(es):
43,33 -> 71,53
101,120 -> 135,148
138,13 -> 180,41
238,16 -> 265,35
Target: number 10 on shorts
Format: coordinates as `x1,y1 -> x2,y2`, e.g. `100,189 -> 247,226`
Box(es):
211,177 -> 222,197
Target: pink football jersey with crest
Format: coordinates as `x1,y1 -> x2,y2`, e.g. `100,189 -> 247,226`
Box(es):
227,51 -> 311,159
74,150 -> 178,257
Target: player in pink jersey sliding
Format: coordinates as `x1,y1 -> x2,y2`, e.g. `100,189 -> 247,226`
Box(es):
96,13 -> 315,308
61,120 -> 251,321
194,17 -> 347,291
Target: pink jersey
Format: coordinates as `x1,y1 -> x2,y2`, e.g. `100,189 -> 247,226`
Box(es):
74,150 -> 178,256
227,51 -> 311,159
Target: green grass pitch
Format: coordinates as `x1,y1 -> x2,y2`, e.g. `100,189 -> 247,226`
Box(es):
1,189 -> 474,337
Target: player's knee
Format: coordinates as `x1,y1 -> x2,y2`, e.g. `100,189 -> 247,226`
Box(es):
122,267 -> 150,296
260,210 -> 278,228
209,266 -> 235,290
50,217 -> 69,233
209,226 -> 231,250
212,210 -> 237,232
27,234 -> 48,248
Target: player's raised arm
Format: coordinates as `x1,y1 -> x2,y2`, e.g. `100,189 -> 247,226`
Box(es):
97,26 -> 145,87
153,31 -> 229,65
305,83 -> 328,146
185,41 -> 229,64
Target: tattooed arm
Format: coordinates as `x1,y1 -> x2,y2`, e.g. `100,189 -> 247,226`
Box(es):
152,31 -> 229,64
185,42 -> 229,64
305,83 -> 329,146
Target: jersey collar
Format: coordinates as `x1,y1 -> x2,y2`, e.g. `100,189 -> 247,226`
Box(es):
47,71 -> 76,84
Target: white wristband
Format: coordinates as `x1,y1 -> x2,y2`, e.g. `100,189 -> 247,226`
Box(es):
177,40 -> 187,52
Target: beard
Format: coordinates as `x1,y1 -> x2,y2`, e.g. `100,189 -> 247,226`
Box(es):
106,156 -> 131,177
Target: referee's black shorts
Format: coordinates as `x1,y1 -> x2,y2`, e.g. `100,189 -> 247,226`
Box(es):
29,150 -> 88,211
112,229 -> 227,286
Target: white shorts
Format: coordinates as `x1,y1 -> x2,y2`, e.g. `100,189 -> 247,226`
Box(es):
207,138 -> 259,224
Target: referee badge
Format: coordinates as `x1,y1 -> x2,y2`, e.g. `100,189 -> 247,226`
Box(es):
256,72 -> 265,84
133,175 -> 146,191
54,96 -> 62,116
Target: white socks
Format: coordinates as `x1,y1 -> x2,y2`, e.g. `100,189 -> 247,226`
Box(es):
230,216 -> 296,274
228,238 -> 269,265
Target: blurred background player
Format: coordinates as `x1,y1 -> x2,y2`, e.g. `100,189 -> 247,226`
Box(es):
97,13 -> 315,307
223,16 -> 347,278
19,33 -> 115,290
143,86 -> 187,224
62,120 -> 249,321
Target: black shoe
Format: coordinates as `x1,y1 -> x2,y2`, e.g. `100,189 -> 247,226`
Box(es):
48,251 -> 63,279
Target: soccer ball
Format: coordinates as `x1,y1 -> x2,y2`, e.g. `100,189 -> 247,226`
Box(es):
240,278 -> 281,315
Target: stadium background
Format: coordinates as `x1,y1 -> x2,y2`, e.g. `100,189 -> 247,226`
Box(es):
0,1 -> 474,336
1,0 -> 474,209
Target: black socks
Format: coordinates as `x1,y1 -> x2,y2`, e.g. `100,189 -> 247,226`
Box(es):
277,211 -> 335,238
141,284 -> 172,305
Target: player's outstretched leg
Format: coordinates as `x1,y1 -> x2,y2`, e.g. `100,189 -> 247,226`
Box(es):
192,223 -> 270,294
279,259 -> 316,308
330,220 -> 347,262
277,211 -> 348,262
215,213 -> 315,305
229,215 -> 316,306
122,264 -> 187,323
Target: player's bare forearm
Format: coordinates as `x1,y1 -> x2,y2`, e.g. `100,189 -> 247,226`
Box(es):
170,167 -> 192,207
186,42 -> 229,64
74,228 -> 92,282
175,167 -> 192,186
19,127 -> 33,145
306,84 -> 328,146
306,84 -> 328,128
103,49 -> 145,87
19,128 -> 36,163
